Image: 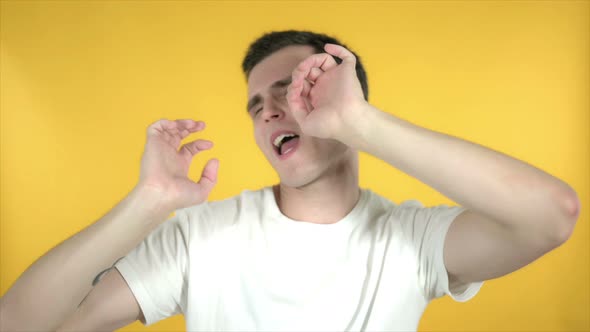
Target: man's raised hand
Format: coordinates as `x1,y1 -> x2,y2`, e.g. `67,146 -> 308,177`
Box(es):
286,44 -> 370,146
137,119 -> 218,211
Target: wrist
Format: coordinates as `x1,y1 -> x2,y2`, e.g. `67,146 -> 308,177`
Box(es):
129,183 -> 176,218
338,102 -> 382,151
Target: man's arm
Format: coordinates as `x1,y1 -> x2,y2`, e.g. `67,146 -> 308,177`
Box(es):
286,44 -> 580,285
354,108 -> 579,284
0,187 -> 169,332
0,119 -> 218,331
56,268 -> 144,332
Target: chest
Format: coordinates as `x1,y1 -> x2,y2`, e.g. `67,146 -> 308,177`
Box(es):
187,228 -> 425,331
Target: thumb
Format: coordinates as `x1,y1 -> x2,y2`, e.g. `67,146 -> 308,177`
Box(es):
198,158 -> 219,190
189,158 -> 219,204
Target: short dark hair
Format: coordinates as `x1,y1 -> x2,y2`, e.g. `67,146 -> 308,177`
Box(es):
242,30 -> 369,101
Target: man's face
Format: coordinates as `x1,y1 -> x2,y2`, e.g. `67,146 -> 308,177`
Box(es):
247,45 -> 352,188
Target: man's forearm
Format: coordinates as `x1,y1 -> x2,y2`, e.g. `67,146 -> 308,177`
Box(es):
352,105 -> 579,229
0,186 -> 172,332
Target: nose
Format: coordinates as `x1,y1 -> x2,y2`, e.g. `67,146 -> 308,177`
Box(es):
261,98 -> 285,123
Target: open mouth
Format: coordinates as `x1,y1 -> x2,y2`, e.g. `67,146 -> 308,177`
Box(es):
272,132 -> 300,157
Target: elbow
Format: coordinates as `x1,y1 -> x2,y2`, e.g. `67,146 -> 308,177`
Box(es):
548,185 -> 580,247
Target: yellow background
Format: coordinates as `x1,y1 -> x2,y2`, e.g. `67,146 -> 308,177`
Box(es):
1,1 -> 588,331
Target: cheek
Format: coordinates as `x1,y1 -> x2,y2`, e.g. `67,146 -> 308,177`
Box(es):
253,128 -> 265,149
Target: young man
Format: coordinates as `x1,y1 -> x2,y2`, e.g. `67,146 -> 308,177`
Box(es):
0,31 -> 580,331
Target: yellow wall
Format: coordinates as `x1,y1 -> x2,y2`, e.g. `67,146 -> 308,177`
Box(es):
1,1 -> 588,331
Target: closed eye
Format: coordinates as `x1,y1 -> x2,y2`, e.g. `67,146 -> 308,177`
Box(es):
248,106 -> 262,117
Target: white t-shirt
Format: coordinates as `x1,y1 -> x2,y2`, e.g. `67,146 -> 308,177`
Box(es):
115,187 -> 483,331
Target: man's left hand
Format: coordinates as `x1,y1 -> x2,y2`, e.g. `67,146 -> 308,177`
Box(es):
286,43 -> 372,147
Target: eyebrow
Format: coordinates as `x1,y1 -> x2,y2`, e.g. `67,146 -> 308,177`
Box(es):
247,76 -> 292,112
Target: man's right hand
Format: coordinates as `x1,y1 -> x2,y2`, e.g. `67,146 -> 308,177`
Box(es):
137,118 -> 219,212
0,118 -> 218,332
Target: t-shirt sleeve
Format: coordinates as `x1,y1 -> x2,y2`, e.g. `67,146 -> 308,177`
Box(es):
401,201 -> 484,302
114,209 -> 190,326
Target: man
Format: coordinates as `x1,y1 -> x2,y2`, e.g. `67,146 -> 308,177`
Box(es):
0,30 -> 580,331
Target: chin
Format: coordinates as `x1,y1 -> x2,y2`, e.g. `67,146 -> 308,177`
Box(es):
271,142 -> 357,189
275,158 -> 341,189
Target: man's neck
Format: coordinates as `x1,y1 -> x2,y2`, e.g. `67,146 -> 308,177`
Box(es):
273,158 -> 360,224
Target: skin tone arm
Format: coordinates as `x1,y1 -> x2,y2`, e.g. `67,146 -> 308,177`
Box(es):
0,119 -> 219,332
286,44 -> 580,284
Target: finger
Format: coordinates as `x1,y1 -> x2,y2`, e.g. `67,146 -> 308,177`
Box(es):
147,119 -> 203,136
288,88 -> 311,127
301,53 -> 338,72
197,158 -> 219,193
307,67 -> 324,82
147,118 -> 174,136
292,53 -> 338,85
319,53 -> 338,71
301,79 -> 312,98
286,80 -> 311,119
167,120 -> 206,141
324,43 -> 356,65
175,119 -> 205,132
160,119 -> 178,129
179,139 -> 213,160
179,129 -> 190,139
178,121 -> 205,139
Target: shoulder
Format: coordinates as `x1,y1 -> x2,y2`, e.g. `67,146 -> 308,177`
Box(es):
363,189 -> 424,221
364,191 -> 463,236
176,188 -> 267,227
392,200 -> 465,242
372,191 -> 460,222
